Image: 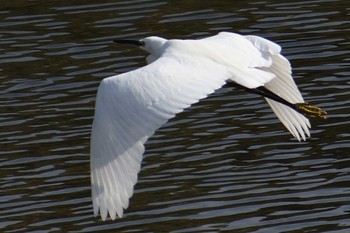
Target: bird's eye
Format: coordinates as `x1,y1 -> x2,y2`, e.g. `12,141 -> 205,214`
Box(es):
138,40 -> 145,46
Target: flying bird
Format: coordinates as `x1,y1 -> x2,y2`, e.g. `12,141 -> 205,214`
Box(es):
90,32 -> 326,221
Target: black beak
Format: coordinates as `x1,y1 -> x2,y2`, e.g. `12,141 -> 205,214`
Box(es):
113,39 -> 144,46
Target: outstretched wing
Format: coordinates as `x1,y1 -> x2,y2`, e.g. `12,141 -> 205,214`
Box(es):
91,55 -> 230,220
264,54 -> 310,141
202,32 -> 311,140
245,35 -> 311,141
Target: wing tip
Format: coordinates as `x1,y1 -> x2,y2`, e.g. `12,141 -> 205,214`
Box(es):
93,204 -> 125,221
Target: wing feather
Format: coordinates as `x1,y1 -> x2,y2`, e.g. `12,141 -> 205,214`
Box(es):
264,54 -> 311,140
91,55 -> 230,220
244,35 -> 311,140
202,32 -> 276,88
204,32 -> 311,140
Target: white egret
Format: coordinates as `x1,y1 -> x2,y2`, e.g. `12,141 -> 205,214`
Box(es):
90,32 -> 326,221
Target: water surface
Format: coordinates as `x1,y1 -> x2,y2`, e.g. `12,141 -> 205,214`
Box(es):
1,0 -> 349,232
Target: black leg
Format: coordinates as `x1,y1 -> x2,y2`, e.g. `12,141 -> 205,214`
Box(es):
225,81 -> 327,119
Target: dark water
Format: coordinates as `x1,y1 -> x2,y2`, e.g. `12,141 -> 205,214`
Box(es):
1,0 -> 349,232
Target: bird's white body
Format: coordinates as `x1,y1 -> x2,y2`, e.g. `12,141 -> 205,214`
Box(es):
91,32 -> 311,220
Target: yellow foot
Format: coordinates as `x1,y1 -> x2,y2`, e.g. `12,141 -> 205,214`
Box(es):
296,102 -> 327,119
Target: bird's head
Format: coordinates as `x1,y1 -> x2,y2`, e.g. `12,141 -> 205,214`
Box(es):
114,36 -> 167,55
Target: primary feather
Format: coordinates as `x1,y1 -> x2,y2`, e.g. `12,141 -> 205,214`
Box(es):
91,32 -> 312,220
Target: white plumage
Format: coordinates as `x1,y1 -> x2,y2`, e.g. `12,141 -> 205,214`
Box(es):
90,32 -> 324,220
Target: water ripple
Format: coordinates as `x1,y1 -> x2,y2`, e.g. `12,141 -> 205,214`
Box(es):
0,0 -> 349,232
